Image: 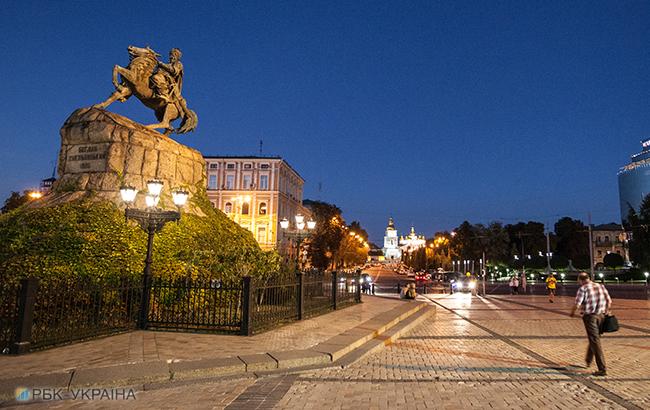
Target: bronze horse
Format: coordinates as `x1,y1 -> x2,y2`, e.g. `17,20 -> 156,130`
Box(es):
93,45 -> 198,135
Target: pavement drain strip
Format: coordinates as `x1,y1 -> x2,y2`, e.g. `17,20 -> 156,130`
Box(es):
225,374 -> 297,409
488,296 -> 650,335
427,296 -> 643,410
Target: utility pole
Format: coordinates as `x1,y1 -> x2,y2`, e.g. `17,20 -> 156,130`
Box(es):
519,232 -> 526,278
482,250 -> 486,296
545,230 -> 552,273
588,212 -> 595,280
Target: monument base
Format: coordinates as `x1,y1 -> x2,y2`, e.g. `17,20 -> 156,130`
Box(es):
50,107 -> 206,215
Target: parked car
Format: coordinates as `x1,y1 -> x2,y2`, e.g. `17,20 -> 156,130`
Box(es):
415,272 -> 431,282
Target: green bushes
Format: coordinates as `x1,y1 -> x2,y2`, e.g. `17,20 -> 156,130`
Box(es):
0,195 -> 280,285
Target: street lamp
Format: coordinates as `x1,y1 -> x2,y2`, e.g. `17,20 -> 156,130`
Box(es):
120,180 -> 189,329
280,214 -> 316,270
27,190 -> 43,200
644,272 -> 649,285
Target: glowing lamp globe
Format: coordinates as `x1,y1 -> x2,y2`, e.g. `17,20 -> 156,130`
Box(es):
172,190 -> 189,207
120,186 -> 138,204
147,180 -> 164,196
145,194 -> 160,208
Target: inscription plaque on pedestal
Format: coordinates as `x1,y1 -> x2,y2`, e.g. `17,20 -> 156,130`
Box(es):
64,144 -> 110,173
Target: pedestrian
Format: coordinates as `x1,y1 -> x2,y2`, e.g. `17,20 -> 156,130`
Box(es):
509,275 -> 519,295
406,283 -> 417,299
570,272 -> 612,376
399,284 -> 408,299
520,271 -> 527,294
546,272 -> 557,303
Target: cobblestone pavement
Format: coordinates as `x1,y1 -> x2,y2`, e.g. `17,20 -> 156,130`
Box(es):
5,294 -> 649,409
0,296 -> 402,378
275,294 -> 650,410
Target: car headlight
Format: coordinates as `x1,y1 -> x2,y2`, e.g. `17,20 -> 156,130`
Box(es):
468,282 -> 476,289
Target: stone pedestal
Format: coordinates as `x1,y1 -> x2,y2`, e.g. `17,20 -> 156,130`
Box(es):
52,107 -> 206,214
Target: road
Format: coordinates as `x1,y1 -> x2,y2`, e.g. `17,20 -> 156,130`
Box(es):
363,264 -> 407,293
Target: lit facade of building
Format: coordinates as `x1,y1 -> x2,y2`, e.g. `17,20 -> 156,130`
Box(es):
382,218 -> 402,260
591,223 -> 628,267
399,226 -> 426,253
204,156 -> 309,251
618,139 -> 650,223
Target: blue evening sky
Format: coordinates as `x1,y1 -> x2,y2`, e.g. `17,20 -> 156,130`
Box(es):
2,1 -> 649,243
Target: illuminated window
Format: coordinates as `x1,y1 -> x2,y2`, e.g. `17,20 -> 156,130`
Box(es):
224,202 -> 232,213
260,175 -> 269,190
259,202 -> 267,215
257,226 -> 267,243
208,175 -> 217,190
242,202 -> 249,215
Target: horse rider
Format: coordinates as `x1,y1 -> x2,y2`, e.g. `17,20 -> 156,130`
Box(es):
151,48 -> 191,119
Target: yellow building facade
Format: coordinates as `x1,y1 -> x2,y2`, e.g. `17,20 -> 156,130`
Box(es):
204,156 -> 309,251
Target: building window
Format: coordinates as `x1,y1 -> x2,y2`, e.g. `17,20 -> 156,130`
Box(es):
224,202 -> 232,213
257,226 -> 267,243
243,174 -> 252,189
260,175 -> 269,190
209,163 -> 218,169
241,202 -> 249,215
226,175 -> 234,190
226,163 -> 235,169
260,163 -> 270,169
259,202 -> 267,215
208,174 -> 217,190
244,163 -> 252,169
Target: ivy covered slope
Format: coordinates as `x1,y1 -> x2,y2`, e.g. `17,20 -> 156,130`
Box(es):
0,191 -> 279,285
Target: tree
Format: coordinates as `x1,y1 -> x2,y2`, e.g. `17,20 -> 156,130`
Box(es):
483,222 -> 510,264
303,200 -> 345,270
1,191 -> 29,213
626,194 -> 650,269
505,221 -> 546,261
554,217 -> 589,268
603,253 -> 624,268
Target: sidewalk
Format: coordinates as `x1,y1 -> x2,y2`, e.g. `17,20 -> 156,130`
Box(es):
0,295 -> 435,401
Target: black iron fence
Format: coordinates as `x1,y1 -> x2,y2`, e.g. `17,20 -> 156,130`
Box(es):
0,281 -> 20,354
147,277 -> 243,333
1,277 -> 142,354
1,271 -> 361,354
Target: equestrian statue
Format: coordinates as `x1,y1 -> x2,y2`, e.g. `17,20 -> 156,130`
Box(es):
93,45 -> 198,136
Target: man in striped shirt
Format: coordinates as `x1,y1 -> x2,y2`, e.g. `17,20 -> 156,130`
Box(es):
570,272 -> 612,376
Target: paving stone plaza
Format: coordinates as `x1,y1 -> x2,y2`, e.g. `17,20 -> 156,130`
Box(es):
6,294 -> 647,409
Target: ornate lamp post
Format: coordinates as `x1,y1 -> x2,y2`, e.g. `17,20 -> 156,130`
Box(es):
280,214 -> 316,270
120,180 -> 189,329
